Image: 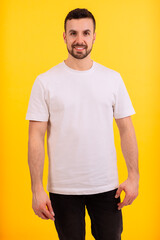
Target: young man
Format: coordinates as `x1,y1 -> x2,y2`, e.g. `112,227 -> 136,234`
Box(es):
26,8 -> 139,240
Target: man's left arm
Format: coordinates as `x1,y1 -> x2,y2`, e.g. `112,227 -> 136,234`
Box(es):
115,116 -> 140,210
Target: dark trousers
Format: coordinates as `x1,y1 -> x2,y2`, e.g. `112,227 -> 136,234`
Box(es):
49,188 -> 123,240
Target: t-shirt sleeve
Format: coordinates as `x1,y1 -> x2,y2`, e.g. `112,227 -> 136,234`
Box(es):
113,73 -> 136,119
25,77 -> 49,121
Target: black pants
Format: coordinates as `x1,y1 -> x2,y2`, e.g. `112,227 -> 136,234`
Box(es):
49,188 -> 123,240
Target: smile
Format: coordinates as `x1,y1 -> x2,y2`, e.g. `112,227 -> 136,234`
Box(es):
74,47 -> 86,51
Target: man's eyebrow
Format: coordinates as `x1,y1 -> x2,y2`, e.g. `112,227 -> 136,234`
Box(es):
69,29 -> 91,33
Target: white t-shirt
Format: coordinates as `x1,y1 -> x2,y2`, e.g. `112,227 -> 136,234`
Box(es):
26,60 -> 136,195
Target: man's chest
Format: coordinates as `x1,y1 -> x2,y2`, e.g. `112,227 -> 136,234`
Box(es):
47,77 -> 115,114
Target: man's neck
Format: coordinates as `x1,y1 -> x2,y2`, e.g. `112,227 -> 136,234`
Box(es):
64,57 -> 93,71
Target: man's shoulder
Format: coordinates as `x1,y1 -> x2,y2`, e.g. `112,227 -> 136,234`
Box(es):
34,61 -> 64,86
95,61 -> 120,77
38,61 -> 63,78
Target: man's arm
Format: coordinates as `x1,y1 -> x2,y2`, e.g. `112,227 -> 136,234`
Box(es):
28,120 -> 55,220
114,116 -> 140,210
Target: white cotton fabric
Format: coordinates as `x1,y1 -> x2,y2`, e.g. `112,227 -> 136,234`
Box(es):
26,60 -> 136,195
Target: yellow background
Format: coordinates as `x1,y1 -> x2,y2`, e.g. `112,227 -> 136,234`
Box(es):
1,0 -> 159,239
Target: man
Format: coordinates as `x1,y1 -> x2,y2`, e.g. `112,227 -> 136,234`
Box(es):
26,8 -> 139,240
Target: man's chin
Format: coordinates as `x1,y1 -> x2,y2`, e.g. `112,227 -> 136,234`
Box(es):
72,51 -> 89,59
74,54 -> 86,59
67,47 -> 91,60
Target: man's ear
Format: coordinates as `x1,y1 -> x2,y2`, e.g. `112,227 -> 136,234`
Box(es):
63,32 -> 66,44
93,32 -> 96,43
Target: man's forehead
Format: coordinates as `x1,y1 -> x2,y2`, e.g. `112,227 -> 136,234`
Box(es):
66,18 -> 94,31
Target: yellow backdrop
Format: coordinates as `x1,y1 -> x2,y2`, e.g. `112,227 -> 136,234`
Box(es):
1,0 -> 159,239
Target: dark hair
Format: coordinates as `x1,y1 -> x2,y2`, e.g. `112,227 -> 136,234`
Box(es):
64,8 -> 96,33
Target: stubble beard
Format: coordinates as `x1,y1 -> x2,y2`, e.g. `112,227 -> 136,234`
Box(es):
66,44 -> 93,60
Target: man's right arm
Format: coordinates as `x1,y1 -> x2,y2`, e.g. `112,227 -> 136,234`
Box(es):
28,120 -> 55,221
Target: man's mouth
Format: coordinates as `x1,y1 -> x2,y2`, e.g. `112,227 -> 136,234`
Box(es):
74,46 -> 86,51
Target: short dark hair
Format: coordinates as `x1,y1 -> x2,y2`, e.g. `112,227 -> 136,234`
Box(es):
64,8 -> 96,33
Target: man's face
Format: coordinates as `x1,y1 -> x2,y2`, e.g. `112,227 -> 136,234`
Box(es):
63,18 -> 96,60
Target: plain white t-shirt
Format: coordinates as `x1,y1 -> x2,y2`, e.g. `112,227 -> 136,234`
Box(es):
26,60 -> 136,195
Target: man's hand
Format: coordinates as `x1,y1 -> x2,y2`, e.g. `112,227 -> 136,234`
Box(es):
115,177 -> 139,210
32,188 -> 55,221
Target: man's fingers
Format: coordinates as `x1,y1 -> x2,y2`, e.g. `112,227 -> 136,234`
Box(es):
35,208 -> 55,220
127,197 -> 134,205
115,185 -> 123,198
42,207 -> 55,220
115,178 -> 139,210
118,194 -> 130,209
39,212 -> 49,220
32,190 -> 56,221
127,194 -> 137,205
46,200 -> 55,216
117,194 -> 135,210
35,209 -> 49,220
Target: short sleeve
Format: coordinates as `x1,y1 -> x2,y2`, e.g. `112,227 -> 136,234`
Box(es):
25,77 -> 49,121
113,74 -> 136,119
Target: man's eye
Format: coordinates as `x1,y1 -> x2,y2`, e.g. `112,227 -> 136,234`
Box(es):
84,32 -> 90,35
71,32 -> 76,35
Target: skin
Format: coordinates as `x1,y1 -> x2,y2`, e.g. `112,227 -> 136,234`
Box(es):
28,121 -> 54,220
63,18 -> 96,71
28,17 -> 139,221
115,116 -> 139,210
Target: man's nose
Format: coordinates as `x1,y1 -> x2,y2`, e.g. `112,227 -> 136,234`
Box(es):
75,34 -> 84,45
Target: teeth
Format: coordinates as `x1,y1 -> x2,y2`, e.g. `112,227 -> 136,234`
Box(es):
75,47 -> 85,49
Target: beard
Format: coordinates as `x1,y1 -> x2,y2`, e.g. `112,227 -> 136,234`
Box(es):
66,43 -> 93,59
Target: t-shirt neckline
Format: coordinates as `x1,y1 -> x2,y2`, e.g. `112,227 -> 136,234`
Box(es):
62,60 -> 95,74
